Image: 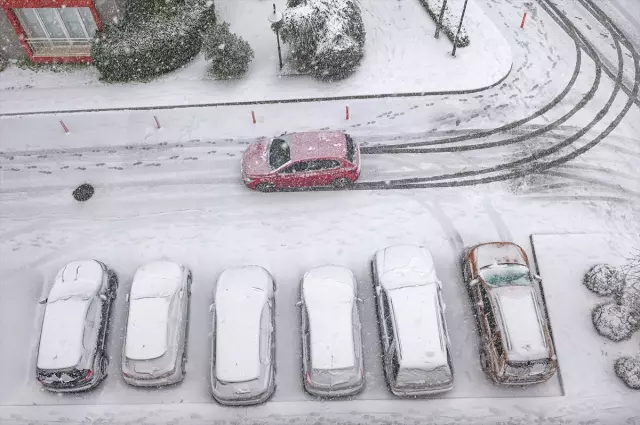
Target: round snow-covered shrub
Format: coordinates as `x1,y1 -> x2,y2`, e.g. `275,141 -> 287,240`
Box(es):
279,0 -> 365,81
203,22 -> 254,79
92,0 -> 215,82
614,356 -> 640,390
583,264 -> 624,296
592,302 -> 638,342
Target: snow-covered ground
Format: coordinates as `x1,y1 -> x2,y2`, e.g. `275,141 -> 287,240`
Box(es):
0,0 -> 511,115
531,233 -> 640,397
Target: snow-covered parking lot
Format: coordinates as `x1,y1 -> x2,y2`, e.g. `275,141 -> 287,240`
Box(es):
1,165 -> 639,423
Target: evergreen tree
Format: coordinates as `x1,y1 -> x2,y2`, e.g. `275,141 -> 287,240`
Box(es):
203,22 -> 254,79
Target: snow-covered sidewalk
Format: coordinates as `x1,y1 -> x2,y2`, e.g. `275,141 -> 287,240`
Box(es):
0,0 -> 511,115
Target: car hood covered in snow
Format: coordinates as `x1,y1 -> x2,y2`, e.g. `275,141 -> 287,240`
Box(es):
37,299 -> 90,370
48,260 -> 103,302
377,245 -> 438,290
492,286 -> 548,362
242,139 -> 272,177
473,242 -> 527,270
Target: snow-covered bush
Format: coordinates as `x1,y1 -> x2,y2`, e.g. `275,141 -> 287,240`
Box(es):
279,0 -> 365,81
583,264 -> 624,296
592,302 -> 638,342
419,0 -> 469,48
618,252 -> 640,318
614,356 -> 640,390
203,22 -> 254,79
92,0 -> 215,82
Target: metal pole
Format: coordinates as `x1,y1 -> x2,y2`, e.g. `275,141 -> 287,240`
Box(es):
276,29 -> 283,70
434,0 -> 448,39
451,0 -> 469,57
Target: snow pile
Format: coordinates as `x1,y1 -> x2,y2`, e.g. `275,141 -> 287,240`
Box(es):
418,0 -> 469,48
279,0 -> 365,81
614,356 -> 640,390
592,303 -> 637,341
583,264 -> 624,296
91,0 -> 215,82
203,22 -> 254,79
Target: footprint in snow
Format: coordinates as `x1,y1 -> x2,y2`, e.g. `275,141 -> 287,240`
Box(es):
72,153 -> 83,157
184,157 -> 198,160
61,166 -> 69,170
96,163 -> 105,167
27,165 -> 37,169
109,166 -> 124,170
169,156 -> 180,160
39,171 -> 52,174
207,151 -> 217,154
37,155 -> 47,159
133,161 -> 142,166
76,167 -> 86,170
144,163 -> 161,167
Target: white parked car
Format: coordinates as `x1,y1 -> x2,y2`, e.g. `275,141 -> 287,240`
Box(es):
372,245 -> 454,396
36,260 -> 118,392
300,266 -> 365,397
211,266 -> 276,405
122,261 -> 192,387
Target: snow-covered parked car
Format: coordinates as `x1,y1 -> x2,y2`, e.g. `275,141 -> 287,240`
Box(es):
462,242 -> 557,385
299,266 -> 365,397
36,260 -> 118,392
211,266 -> 276,405
372,245 -> 454,396
241,131 -> 361,192
122,261 -> 192,387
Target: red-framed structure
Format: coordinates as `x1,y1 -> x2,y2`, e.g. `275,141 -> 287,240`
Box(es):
1,0 -> 102,63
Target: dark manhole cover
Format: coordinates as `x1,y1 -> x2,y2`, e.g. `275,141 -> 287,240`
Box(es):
73,183 -> 94,202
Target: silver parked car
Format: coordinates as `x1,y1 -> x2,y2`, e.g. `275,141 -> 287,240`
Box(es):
122,261 -> 192,387
300,266 -> 365,397
372,245 -> 454,396
36,260 -> 118,392
211,266 -> 276,405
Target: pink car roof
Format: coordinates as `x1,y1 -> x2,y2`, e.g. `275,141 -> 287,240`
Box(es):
287,132 -> 348,162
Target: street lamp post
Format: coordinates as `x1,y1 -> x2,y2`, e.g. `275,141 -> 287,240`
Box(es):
268,4 -> 284,70
451,0 -> 469,57
434,0 -> 448,39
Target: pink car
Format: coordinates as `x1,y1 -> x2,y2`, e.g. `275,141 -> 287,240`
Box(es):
241,132 -> 361,192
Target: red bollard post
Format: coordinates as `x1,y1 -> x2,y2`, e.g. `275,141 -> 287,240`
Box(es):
154,115 -> 161,129
59,120 -> 69,133
520,12 -> 527,29
345,105 -> 350,120
251,110 -> 257,124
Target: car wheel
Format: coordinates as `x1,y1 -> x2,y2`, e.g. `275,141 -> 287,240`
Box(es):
256,183 -> 276,193
332,178 -> 354,189
100,356 -> 109,378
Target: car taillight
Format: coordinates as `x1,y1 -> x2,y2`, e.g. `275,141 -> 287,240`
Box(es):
305,372 -> 310,384
80,370 -> 93,382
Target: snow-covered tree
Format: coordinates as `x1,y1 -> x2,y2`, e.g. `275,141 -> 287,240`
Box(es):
278,0 -> 365,81
92,0 -> 215,82
592,302 -> 637,342
203,22 -> 254,79
583,264 -> 624,296
614,356 -> 640,390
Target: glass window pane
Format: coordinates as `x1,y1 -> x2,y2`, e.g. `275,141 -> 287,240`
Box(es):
79,8 -> 98,35
59,8 -> 87,39
14,9 -> 47,39
37,8 -> 67,39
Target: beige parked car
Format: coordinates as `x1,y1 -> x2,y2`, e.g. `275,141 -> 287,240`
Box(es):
462,242 -> 557,385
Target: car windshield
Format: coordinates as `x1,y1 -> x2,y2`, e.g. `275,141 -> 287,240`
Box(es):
479,264 -> 531,287
269,139 -> 291,169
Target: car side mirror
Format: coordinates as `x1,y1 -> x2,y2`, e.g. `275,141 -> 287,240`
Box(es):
469,278 -> 480,287
533,274 -> 542,282
38,298 -> 47,305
